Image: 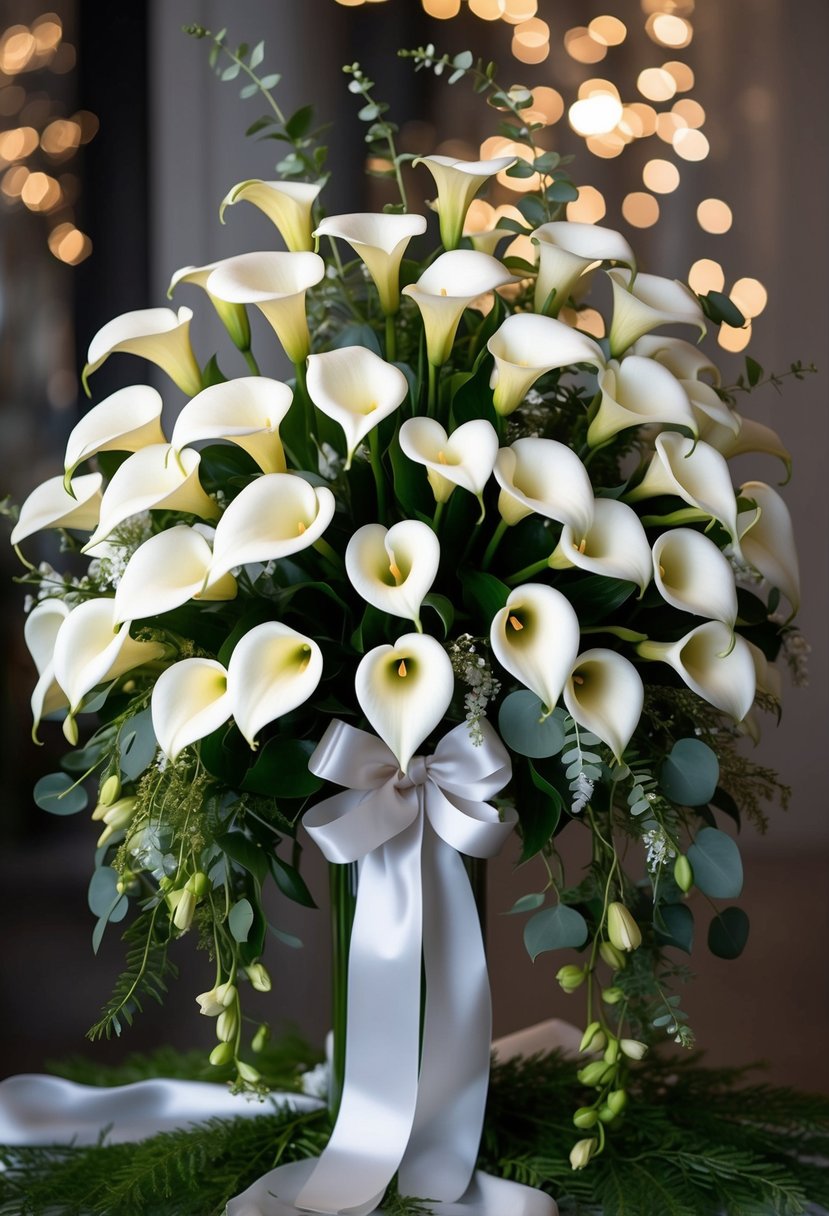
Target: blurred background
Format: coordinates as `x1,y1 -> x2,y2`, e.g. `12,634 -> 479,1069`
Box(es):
0,0 -> 826,1091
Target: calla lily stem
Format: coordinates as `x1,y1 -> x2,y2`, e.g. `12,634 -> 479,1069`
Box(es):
481,517 -> 508,570
242,348 -> 261,376
313,537 -> 343,569
432,498 -> 445,534
427,362 -> 439,418
368,428 -> 387,523
506,556 -> 551,585
385,314 -> 397,363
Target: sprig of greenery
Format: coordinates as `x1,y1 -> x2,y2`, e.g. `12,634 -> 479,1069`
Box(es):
86,905 -> 177,1041
343,62 -> 413,212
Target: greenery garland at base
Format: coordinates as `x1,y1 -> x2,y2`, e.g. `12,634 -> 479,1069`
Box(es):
2,1043 -> 827,1216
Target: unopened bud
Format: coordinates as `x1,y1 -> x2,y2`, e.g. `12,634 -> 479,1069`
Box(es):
607,1088 -> 628,1115
602,986 -> 624,1006
252,1023 -> 270,1053
556,964 -> 586,993
573,1106 -> 599,1129
603,1037 -> 619,1064
172,888 -> 195,932
577,1060 -> 610,1087
116,871 -> 140,896
216,981 -> 237,1008
99,774 -> 121,806
598,1103 -> 617,1124
674,854 -> 693,893
186,870 -> 209,897
217,1007 -> 239,1043
607,902 -> 642,952
236,1061 -> 261,1084
599,941 -> 626,970
569,1137 -> 597,1171
62,714 -> 79,746
245,963 -> 272,993
620,1038 -> 648,1061
579,1021 -> 604,1053
103,797 -> 138,829
209,1041 -> 234,1067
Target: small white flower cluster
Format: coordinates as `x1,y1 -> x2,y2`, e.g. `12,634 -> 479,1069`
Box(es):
777,624 -> 811,687
300,1059 -> 330,1100
85,512 -> 155,590
642,824 -> 676,873
448,634 -> 501,746
726,548 -> 763,585
570,770 -> 594,815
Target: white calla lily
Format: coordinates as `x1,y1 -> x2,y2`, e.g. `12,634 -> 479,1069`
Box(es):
607,270 -> 706,358
402,250 -> 516,366
220,178 -> 322,253
549,498 -> 652,593
355,632 -> 454,773
626,434 -> 740,549
345,521 -> 440,628
652,529 -> 737,628
63,386 -> 165,487
313,212 -> 427,315
637,622 -> 755,722
463,201 -> 524,255
305,346 -> 408,467
491,584 -> 580,715
52,598 -> 166,715
681,378 -> 741,442
168,259 -> 251,352
699,407 -> 792,481
171,377 -> 293,474
414,154 -> 516,250
113,525 -> 236,625
84,445 -> 218,550
83,307 -> 202,398
738,481 -> 800,615
564,649 -> 644,760
589,356 -> 697,447
487,313 -> 605,417
398,417 -> 498,512
745,640 -> 783,703
11,473 -> 102,547
210,473 -> 335,580
152,658 -> 232,762
531,221 -> 635,315
494,438 -> 594,539
631,335 -> 720,384
227,622 -> 323,748
25,598 -> 70,735
206,251 -> 324,364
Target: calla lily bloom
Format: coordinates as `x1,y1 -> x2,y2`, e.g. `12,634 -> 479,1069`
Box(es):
626,434 -> 740,549
607,270 -> 706,358
681,378 -> 741,442
25,598 -> 70,735
52,597 -> 166,716
637,622 -> 755,722
84,445 -> 218,550
589,356 -> 697,447
210,473 -> 335,580
152,658 -> 232,762
490,584 -> 581,715
746,640 -> 783,703
206,251 -> 325,364
697,404 -> 791,481
355,632 -> 455,773
414,154 -> 516,250
564,649 -> 644,760
63,386 -> 165,488
402,250 -> 516,366
171,377 -> 293,474
463,201 -> 524,256
113,525 -> 237,625
11,473 -> 102,547
83,307 -> 202,398
494,438 -> 594,540
652,528 -> 738,628
548,498 -> 652,594
345,521 -> 440,629
631,335 -> 721,385
313,212 -> 427,315
488,313 -> 605,417
220,178 -> 322,253
531,221 -> 635,316
305,346 -> 408,467
227,622 -> 323,749
738,481 -> 800,615
398,417 -> 498,513
168,259 -> 251,352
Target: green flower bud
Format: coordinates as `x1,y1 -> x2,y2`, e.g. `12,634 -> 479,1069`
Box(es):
577,1060 -> 609,1087
602,986 -> 624,1005
556,964 -> 586,993
573,1106 -> 599,1129
607,902 -> 642,952
674,854 -> 693,893
217,1007 -> 238,1043
186,870 -> 209,897
252,1023 -> 271,1053
579,1021 -> 604,1053
209,1041 -> 234,1067
99,774 -> 122,806
245,963 -> 272,993
236,1061 -> 261,1084
599,941 -> 626,970
603,1037 -> 619,1064
116,871 -> 140,896
598,1103 -> 617,1124
569,1137 -> 598,1171
103,797 -> 138,829
607,1088 -> 628,1115
63,714 -> 79,746
172,888 -> 195,933
620,1038 -> 648,1061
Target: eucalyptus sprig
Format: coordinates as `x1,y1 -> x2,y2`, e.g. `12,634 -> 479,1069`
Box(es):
343,62 -> 413,213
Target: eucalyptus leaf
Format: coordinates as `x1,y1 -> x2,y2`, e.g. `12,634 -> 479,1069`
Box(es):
524,904 -> 588,961
119,710 -> 158,782
656,903 -> 694,954
228,899 -> 254,943
34,772 -> 88,816
506,892 -> 545,915
660,738 -> 719,807
88,867 -> 122,918
499,691 -> 566,758
687,828 -> 743,899
708,906 -> 750,959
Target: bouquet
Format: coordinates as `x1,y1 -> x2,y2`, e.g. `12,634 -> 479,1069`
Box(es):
6,28 -> 808,1213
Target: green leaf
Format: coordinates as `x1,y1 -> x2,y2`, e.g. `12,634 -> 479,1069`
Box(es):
246,115 -> 276,137
239,82 -> 259,100
505,892 -> 545,915
687,828 -> 743,899
119,709 -> 158,782
34,772 -> 88,816
285,104 -> 315,140
461,570 -> 509,627
88,867 -> 128,920
656,903 -> 694,954
545,178 -> 579,203
331,322 -> 382,357
259,73 -> 280,89
505,159 -> 535,179
524,904 -> 588,961
269,924 -> 304,949
220,63 -> 240,82
532,150 -> 560,174
269,855 -> 317,908
217,831 -> 269,885
241,737 -> 323,799
700,290 -> 745,328
499,691 -> 566,758
708,906 -> 750,959
228,898 -> 254,943
421,593 -> 454,637
517,195 -> 547,228
249,40 -> 265,69
660,738 -> 719,807
745,356 -> 763,387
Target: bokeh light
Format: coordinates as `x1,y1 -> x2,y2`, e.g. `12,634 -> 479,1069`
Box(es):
673,98 -> 706,127
525,86 -> 564,125
697,198 -> 733,234
637,67 -> 677,102
468,0 -> 507,19
569,93 -> 624,137
567,185 -> 607,223
718,321 -> 752,352
47,220 -> 92,264
422,0 -> 462,16
643,159 -> 680,193
501,0 -> 539,22
646,13 -> 693,47
688,258 -> 725,294
588,15 -> 627,46
622,192 -> 660,227
730,277 -> 768,319
674,127 -> 710,160
662,61 -> 695,91
564,26 -> 607,64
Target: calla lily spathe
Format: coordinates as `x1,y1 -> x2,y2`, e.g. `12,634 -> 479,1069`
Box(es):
226,622 -> 323,748
209,473 -> 335,581
397,417 -> 498,512
631,335 -> 720,385
697,404 -> 792,482
11,473 -> 102,547
652,528 -> 738,628
463,201 -> 524,255
494,438 -> 594,540
626,434 -> 740,550
63,386 -> 165,488
83,307 -> 202,398
588,356 -> 697,447
414,154 -> 516,250
152,658 -> 232,762
607,270 -> 706,358
355,632 -> 455,773
548,498 -> 652,594
206,251 -> 325,364
313,212 -> 427,315
168,259 -> 251,352
346,521 -> 439,628
490,584 -> 581,715
746,639 -> 783,703
402,250 -> 516,367
171,377 -> 293,474
113,525 -> 237,625
25,598 -> 70,736
531,221 -> 635,316
738,481 -> 800,615
637,622 -> 755,722
681,378 -> 741,442
487,313 -> 605,417
564,649 -> 644,761
305,346 -> 408,467
220,178 -> 322,253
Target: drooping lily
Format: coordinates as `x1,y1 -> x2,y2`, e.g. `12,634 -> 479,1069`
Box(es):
355,632 -> 455,773
414,153 -> 516,250
607,270 -> 706,358
113,525 -> 237,624
171,377 -> 293,474
563,649 -> 644,761
626,434 -> 740,549
151,658 -> 232,762
205,251 -> 325,364
631,335 -> 721,384
652,528 -> 738,628
83,445 -> 218,550
11,473 -> 102,547
490,584 -> 581,715
25,598 -> 70,736
345,521 -> 440,629
531,221 -> 635,316
696,402 -> 792,481
588,356 -> 697,447
220,178 -> 322,253
305,346 -> 408,467
637,621 -> 755,722
83,307 -> 202,398
313,212 -> 427,315
209,473 -> 335,580
402,250 -> 516,366
227,621 -> 323,749
63,386 -> 165,488
168,259 -> 251,353
548,498 -> 652,594
738,481 -> 800,615
397,417 -> 499,514
494,438 -> 594,540
487,313 -> 605,417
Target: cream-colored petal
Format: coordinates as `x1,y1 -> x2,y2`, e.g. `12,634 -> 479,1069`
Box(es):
415,154 -> 516,249
11,473 -> 102,546
638,622 -> 755,721
627,434 -> 739,548
631,335 -> 721,385
707,413 -> 792,481
113,525 -> 236,625
402,250 -> 516,366
532,221 -> 635,315
152,658 -> 232,761
227,622 -> 323,748
564,649 -> 644,760
25,599 -> 71,736
306,346 -> 408,465
168,258 -> 251,352
745,640 -> 783,702
494,438 -> 594,537
589,356 -> 696,447
171,377 -> 293,474
206,252 -> 325,363
652,528 -> 737,627
345,521 -> 440,624
64,386 -> 165,483
738,481 -> 800,614
398,417 -> 499,500
52,598 -> 166,713
549,498 -> 652,592
682,379 -> 741,444
488,313 -> 605,417
84,307 -> 202,398
313,212 -> 427,314
220,179 -> 322,252
210,474 -> 335,581
608,270 -> 706,358
490,584 -> 580,714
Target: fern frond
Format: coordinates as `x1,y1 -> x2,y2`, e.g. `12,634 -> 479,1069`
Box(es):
87,906 -> 178,1041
